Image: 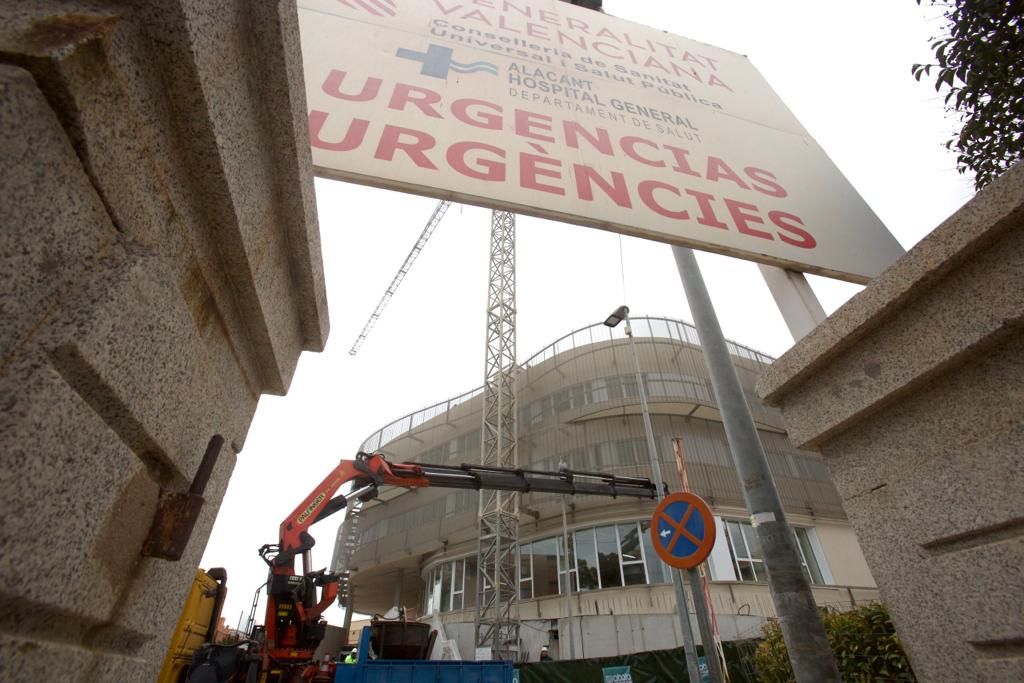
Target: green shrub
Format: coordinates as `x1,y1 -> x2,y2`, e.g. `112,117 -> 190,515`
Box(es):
753,603 -> 915,682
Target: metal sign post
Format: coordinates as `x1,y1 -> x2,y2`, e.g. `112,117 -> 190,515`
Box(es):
673,245 -> 841,682
757,265 -> 828,341
651,493 -> 726,683
675,439 -> 730,683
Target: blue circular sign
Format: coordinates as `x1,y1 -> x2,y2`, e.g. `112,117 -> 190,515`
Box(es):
650,492 -> 716,569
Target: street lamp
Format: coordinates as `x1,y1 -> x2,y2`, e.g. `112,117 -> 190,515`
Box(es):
603,305 -> 629,328
603,307 -> 712,683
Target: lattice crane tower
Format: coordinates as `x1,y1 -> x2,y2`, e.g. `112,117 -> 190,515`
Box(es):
474,209 -> 520,659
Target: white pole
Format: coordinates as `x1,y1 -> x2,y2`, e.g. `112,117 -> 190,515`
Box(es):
757,265 -> 827,341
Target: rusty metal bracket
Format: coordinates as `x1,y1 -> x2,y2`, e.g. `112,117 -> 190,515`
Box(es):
142,435 -> 223,561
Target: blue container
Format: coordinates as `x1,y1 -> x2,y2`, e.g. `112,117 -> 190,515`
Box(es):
335,627 -> 512,683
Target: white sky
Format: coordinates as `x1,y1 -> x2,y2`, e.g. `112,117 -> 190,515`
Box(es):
200,0 -> 974,631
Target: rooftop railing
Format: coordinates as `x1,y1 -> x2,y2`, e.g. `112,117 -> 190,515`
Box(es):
359,316 -> 776,453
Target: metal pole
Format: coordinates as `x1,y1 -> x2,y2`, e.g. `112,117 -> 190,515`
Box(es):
757,265 -> 827,341
676,440 -> 728,683
687,567 -> 724,682
673,246 -> 841,682
624,317 -> 702,683
341,585 -> 355,644
559,491 -> 576,660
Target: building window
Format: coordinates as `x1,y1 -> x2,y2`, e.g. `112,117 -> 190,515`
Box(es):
425,520 -> 834,616
433,519 -> 688,612
533,537 -> 560,597
724,520 -> 765,581
618,522 -> 648,586
723,520 -> 829,585
574,528 -> 600,591
640,520 -> 666,584
440,561 -> 452,611
519,541 -> 533,600
557,532 -> 579,594
424,565 -> 441,615
452,558 -> 465,610
424,557 -> 475,615
596,525 -> 623,589
518,537 -> 561,599
794,527 -> 826,585
551,522 -> 666,592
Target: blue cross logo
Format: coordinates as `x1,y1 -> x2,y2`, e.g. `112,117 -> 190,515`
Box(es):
396,44 -> 498,79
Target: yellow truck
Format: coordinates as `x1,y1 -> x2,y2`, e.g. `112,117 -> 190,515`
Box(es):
158,568 -> 228,683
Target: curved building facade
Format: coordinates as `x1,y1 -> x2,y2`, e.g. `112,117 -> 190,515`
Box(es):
333,317 -> 877,661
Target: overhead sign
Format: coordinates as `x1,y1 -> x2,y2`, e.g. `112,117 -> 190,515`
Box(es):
651,492 -> 716,570
297,0 -> 904,282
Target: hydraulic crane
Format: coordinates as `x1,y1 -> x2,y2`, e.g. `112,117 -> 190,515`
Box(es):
235,451 -> 655,682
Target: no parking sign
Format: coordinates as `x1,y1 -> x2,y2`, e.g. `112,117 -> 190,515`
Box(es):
650,492 -> 716,570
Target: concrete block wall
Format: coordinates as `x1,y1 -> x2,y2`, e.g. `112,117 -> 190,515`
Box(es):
0,2 -> 327,680
759,162 -> 1023,682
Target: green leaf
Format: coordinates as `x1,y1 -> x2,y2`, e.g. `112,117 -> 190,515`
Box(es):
911,0 -> 1023,189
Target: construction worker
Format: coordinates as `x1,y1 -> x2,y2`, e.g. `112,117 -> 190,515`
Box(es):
343,647 -> 357,664
539,645 -> 553,662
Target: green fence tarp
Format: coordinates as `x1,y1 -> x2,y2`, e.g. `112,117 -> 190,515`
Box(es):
516,641 -> 761,683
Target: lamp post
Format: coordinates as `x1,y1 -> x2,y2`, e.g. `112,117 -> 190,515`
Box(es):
558,460 -> 576,661
604,306 -> 709,683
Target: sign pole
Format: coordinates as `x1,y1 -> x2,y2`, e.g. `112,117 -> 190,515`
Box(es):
757,265 -> 828,341
649,490 -> 721,683
675,439 -> 730,683
673,449 -> 726,683
688,571 -> 723,683
673,246 -> 841,683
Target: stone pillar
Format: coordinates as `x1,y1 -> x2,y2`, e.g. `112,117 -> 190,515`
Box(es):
758,163 -> 1023,682
0,1 -> 327,681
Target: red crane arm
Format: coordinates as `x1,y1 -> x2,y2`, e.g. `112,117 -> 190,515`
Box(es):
277,453 -> 430,562
275,451 -> 656,566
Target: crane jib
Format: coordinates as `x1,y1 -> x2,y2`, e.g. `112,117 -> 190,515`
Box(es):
415,462 -> 656,499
